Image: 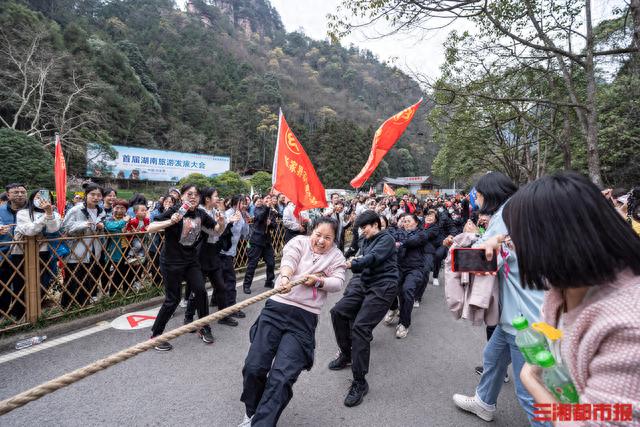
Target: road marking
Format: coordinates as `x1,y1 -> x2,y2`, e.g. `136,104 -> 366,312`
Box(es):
0,273 -> 270,364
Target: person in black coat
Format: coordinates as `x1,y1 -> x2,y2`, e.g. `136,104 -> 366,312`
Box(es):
328,210 -> 399,408
390,213 -> 427,338
242,194 -> 278,294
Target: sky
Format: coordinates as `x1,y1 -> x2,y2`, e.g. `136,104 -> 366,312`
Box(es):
178,0 -> 624,82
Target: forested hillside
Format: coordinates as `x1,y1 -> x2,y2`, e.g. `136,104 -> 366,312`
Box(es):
0,0 -> 432,188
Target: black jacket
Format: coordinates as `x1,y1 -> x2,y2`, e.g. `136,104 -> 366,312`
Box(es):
396,228 -> 428,270
250,205 -> 277,246
156,205 -> 217,265
423,222 -> 442,253
350,229 -> 399,286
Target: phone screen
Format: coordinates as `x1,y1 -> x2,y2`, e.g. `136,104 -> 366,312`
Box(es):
452,248 -> 498,273
39,190 -> 51,203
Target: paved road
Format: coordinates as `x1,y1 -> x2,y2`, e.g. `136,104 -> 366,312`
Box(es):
0,273 -> 529,426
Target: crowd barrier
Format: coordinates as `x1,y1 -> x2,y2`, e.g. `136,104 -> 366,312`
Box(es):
0,222 -> 287,334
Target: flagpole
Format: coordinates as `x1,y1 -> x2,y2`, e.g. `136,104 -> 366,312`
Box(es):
272,108 -> 283,188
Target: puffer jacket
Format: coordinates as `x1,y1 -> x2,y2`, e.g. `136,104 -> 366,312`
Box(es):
61,203 -> 106,263
395,228 -> 428,270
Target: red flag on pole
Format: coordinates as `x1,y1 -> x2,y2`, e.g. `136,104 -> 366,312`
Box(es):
272,110 -> 327,216
54,133 -> 67,216
350,99 -> 423,189
383,183 -> 395,196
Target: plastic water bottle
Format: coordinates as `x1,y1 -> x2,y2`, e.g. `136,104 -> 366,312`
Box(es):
15,335 -> 47,350
513,316 -> 548,364
178,203 -> 190,216
535,350 -> 580,403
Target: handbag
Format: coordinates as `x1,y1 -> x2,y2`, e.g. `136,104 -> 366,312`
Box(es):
44,230 -> 71,258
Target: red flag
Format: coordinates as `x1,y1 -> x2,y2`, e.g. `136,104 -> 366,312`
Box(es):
350,99 -> 423,189
272,110 -> 327,216
54,134 -> 67,216
383,183 -> 395,196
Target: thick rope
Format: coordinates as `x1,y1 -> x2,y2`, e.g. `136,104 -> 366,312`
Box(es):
0,280 -> 303,416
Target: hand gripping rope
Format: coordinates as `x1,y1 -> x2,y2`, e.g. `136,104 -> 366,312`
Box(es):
0,279 -> 305,416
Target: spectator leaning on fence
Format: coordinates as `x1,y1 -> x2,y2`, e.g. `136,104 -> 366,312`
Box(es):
104,199 -> 134,296
0,183 -> 28,320
60,183 -> 106,309
11,189 -> 62,319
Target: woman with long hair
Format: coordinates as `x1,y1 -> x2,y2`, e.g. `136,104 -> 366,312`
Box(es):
499,172 -> 640,413
61,183 -> 106,308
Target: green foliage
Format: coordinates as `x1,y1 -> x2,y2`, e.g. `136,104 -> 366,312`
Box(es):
249,171 -> 272,194
211,171 -> 250,199
395,187 -> 410,197
0,129 -> 54,188
177,173 -> 213,189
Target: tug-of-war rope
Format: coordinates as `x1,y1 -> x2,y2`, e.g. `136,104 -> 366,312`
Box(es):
0,280 -> 304,416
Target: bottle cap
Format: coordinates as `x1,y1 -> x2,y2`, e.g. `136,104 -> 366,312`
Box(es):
532,322 -> 563,341
535,350 -> 556,368
512,316 -> 529,330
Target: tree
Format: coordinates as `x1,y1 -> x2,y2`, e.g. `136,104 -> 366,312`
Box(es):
395,187 -> 410,197
0,128 -> 53,187
211,171 -> 250,199
249,171 -> 272,194
177,173 -> 212,189
330,0 -> 640,185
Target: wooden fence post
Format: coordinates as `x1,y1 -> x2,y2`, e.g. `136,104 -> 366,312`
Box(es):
24,236 -> 41,324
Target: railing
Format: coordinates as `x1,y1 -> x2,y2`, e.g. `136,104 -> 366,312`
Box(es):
0,223 -> 287,335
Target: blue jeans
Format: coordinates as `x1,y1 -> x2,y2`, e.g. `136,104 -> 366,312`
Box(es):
476,325 -> 548,426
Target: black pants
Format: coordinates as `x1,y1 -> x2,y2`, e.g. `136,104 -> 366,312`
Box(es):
107,258 -> 136,296
219,254 -> 237,309
243,243 -> 275,290
62,262 -> 101,309
415,254 -> 434,302
242,300 -> 317,426
151,261 -> 209,336
432,246 -> 448,279
397,268 -> 424,328
331,278 -> 397,380
0,254 -> 25,320
185,267 -> 226,321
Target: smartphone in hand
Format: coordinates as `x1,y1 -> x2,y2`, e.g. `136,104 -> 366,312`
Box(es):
451,248 -> 498,273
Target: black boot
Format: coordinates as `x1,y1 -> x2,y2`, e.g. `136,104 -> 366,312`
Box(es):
344,379 -> 368,407
243,285 -> 251,294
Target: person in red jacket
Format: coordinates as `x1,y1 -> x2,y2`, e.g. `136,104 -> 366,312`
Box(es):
125,204 -> 150,263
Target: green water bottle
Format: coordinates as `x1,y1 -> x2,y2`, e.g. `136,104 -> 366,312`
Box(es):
513,316 -> 548,364
535,350 -> 580,404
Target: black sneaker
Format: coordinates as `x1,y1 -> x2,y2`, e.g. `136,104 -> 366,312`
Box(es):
264,283 -> 274,289
328,352 -> 351,371
198,327 -> 215,344
218,316 -> 239,327
231,310 -> 246,318
243,286 -> 252,294
344,379 -> 369,407
475,366 -> 483,376
153,340 -> 173,352
184,317 -> 196,333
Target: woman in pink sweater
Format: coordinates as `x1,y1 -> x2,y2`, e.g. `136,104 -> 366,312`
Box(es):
500,172 -> 640,425
239,217 -> 346,427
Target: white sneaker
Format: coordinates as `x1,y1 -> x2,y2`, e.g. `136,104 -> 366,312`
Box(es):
396,324 -> 409,339
179,299 -> 188,308
413,300 -> 420,308
452,394 -> 495,422
238,413 -> 253,427
433,278 -> 440,287
383,309 -> 399,326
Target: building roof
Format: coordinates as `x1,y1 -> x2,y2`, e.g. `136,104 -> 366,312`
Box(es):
383,176 -> 432,186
